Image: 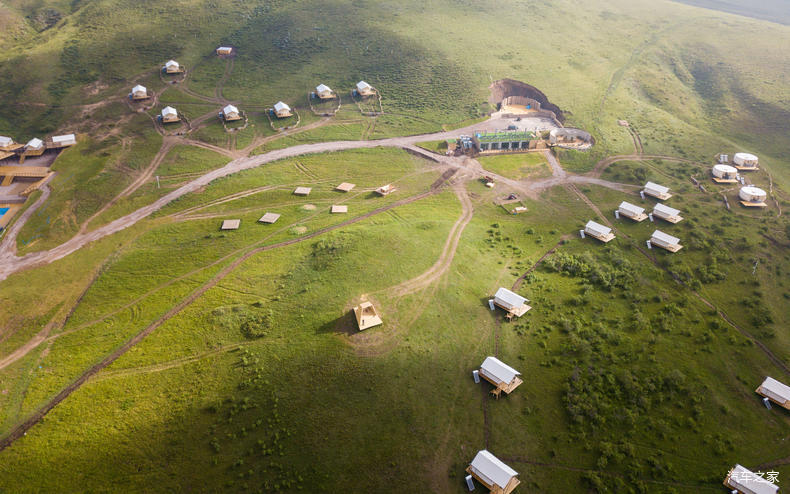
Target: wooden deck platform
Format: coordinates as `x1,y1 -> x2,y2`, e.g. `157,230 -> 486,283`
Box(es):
651,241 -> 682,252
0,151 -> 15,161
0,166 -> 50,186
655,214 -> 683,224
712,177 -> 738,184
493,300 -> 531,319
740,200 -> 767,208
734,165 -> 758,171
622,212 -> 648,222
588,231 -> 615,243
644,191 -> 672,200
0,143 -> 24,152
755,389 -> 790,411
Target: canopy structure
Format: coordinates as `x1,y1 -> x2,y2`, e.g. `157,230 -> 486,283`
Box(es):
712,164 -> 738,183
493,287 -> 531,318
733,152 -> 759,170
353,301 -> 382,331
51,134 -> 77,147
467,450 -> 520,494
652,203 -> 683,223
161,106 -> 179,122
164,60 -> 182,73
131,85 -> 148,99
26,138 -> 44,151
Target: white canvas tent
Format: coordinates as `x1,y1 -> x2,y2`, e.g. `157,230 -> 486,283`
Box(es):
584,220 -> 614,242
131,85 -> 148,99
756,377 -> 790,409
618,201 -> 647,221
315,83 -> 334,98
467,450 -> 520,494
650,230 -> 682,252
493,287 -> 531,318
724,464 -> 778,494
26,138 -> 44,151
52,134 -> 76,147
643,181 -> 672,200
356,80 -> 374,95
222,104 -> 240,120
652,203 -> 683,223
0,136 -> 14,148
273,101 -> 292,118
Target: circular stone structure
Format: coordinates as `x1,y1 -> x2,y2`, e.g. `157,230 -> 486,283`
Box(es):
739,186 -> 767,203
734,152 -> 759,167
712,164 -> 738,178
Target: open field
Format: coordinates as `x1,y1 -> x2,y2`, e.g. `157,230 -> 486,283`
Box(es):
0,0 -> 789,492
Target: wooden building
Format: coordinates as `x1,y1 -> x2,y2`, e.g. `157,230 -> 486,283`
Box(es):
493,287 -> 531,319
712,164 -> 738,183
356,80 -> 375,96
161,106 -> 179,123
650,230 -> 682,252
315,83 -> 334,99
273,101 -> 292,118
643,181 -> 672,200
163,60 -> 182,74
467,450 -> 520,494
375,184 -> 396,196
216,46 -> 233,56
131,85 -> 148,100
618,201 -> 647,222
756,376 -> 790,410
584,220 -> 615,243
353,301 -> 382,331
221,104 -> 241,122
479,356 -> 523,397
723,464 -> 778,494
652,203 -> 683,223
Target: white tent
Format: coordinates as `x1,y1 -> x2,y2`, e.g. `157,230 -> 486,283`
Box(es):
494,287 -> 528,311
132,85 -> 147,97
618,201 -> 646,220
0,136 -> 13,147
316,83 -> 332,93
480,357 -> 520,387
756,376 -> 790,408
164,60 -> 180,70
644,181 -> 671,199
584,220 -> 614,242
274,101 -> 290,112
468,450 -> 519,492
162,106 -> 178,118
653,203 -> 682,222
52,134 -> 76,146
724,464 -> 778,494
26,138 -> 44,150
650,230 -> 681,252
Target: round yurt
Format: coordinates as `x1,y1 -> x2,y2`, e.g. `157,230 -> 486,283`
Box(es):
739,186 -> 767,203
712,164 -> 738,179
734,152 -> 759,167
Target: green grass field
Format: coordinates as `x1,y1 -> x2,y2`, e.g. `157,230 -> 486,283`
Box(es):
0,0 -> 789,492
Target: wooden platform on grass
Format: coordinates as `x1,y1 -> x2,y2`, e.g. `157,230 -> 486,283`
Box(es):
258,213 -> 281,224
588,231 -> 615,243
293,187 -> 312,196
734,165 -> 758,171
479,372 -> 523,397
0,166 -> 50,186
221,219 -> 240,230
656,214 -> 683,223
493,300 -> 531,318
622,212 -> 648,222
0,143 -> 24,153
712,177 -> 738,184
740,200 -> 767,208
330,205 -> 348,214
335,182 -> 355,192
353,302 -> 382,331
651,241 -> 682,252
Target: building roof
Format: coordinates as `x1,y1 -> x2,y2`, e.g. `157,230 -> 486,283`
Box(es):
618,201 -> 644,216
223,104 -> 239,115
759,377 -> 790,403
26,138 -> 43,149
52,134 -> 76,144
644,181 -> 669,194
132,84 -> 147,93
651,230 -> 679,245
162,106 -> 177,117
727,464 -> 778,494
165,60 -> 179,68
713,164 -> 737,174
316,83 -> 331,93
741,186 -> 766,197
494,287 -> 528,307
274,101 -> 290,112
653,203 -> 680,216
0,136 -> 13,147
475,130 -> 535,143
469,450 -> 518,489
357,80 -> 371,90
480,357 -> 521,385
259,212 -> 281,224
585,220 -> 611,236
735,152 -> 758,161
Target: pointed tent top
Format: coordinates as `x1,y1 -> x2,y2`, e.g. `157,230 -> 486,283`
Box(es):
223,104 -> 238,115
470,450 -> 518,489
26,138 -> 44,149
162,106 -> 177,117
316,83 -> 331,93
165,60 -> 179,68
132,84 -> 147,93
274,101 -> 290,111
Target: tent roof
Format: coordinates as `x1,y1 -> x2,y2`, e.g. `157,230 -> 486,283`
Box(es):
619,201 -> 644,215
357,80 -> 371,89
481,356 -> 520,385
274,101 -> 290,111
494,287 -> 528,307
735,152 -> 758,161
26,138 -> 43,148
644,181 -> 669,194
316,83 -> 331,92
653,203 -> 680,216
760,377 -> 790,401
728,464 -> 778,494
652,230 -> 679,245
223,104 -> 238,115
52,134 -> 75,143
165,60 -> 179,67
0,136 -> 13,146
470,450 -> 518,489
132,84 -> 146,93
162,106 -> 177,116
585,220 -> 611,236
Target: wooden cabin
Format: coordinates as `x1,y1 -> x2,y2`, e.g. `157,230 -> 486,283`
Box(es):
220,219 -> 240,230
216,46 -> 233,56
643,181 -> 672,200
221,104 -> 241,122
466,450 -> 520,494
131,85 -> 148,100
48,134 -> 77,149
353,301 -> 382,331
161,106 -> 179,123
293,187 -> 311,196
712,164 -> 738,183
479,356 -> 523,397
618,201 -> 647,222
163,60 -> 182,74
492,287 -> 531,319
356,80 -> 375,96
375,184 -> 396,196
724,464 -> 778,494
650,230 -> 682,252
258,213 -> 281,224
733,152 -> 759,171
584,220 -> 615,243
335,182 -> 356,192
315,83 -> 334,99
330,205 -> 348,214
756,377 -> 790,410
652,203 -> 683,223
273,101 -> 292,118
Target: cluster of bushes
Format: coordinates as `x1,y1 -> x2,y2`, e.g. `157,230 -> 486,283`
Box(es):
545,251 -> 635,291
310,234 -> 353,270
